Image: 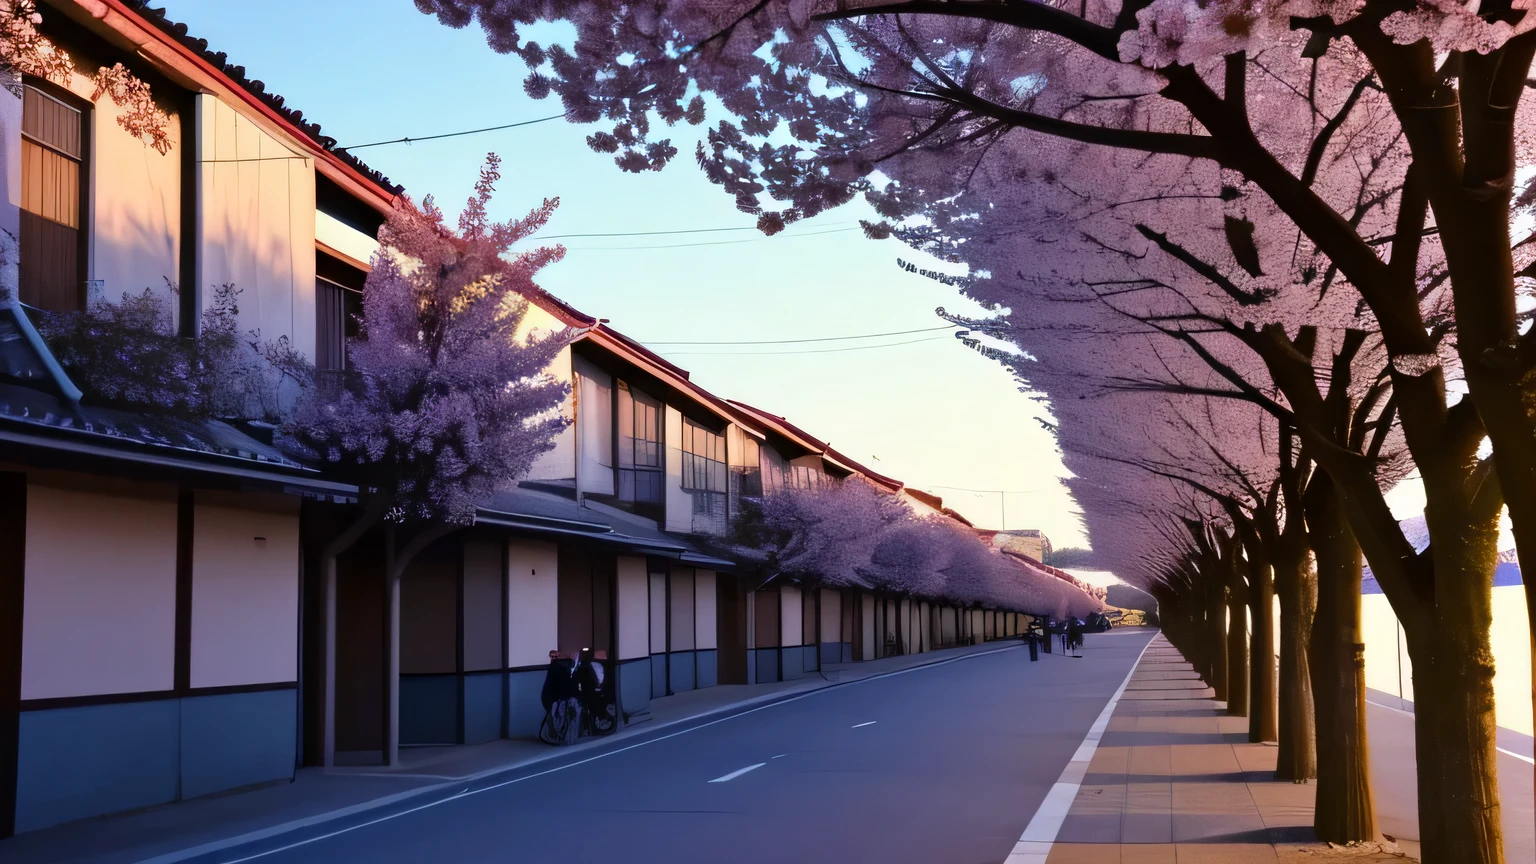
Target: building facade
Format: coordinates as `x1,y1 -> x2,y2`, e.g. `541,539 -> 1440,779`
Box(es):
0,0 -> 1077,840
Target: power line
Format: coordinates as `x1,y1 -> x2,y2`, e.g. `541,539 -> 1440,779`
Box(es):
926,484 -> 1050,494
335,113 -> 569,152
645,325 -> 956,346
656,335 -> 950,356
565,226 -> 860,250
540,222 -> 855,240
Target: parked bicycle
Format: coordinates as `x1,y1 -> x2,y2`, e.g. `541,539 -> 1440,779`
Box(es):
538,648 -> 617,745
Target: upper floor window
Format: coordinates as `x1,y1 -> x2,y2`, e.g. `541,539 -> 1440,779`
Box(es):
19,84 -> 87,312
617,381 -> 663,505
735,436 -> 763,499
315,249 -> 367,374
682,418 -> 727,533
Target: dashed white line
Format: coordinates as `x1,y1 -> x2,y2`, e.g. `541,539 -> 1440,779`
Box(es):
708,763 -> 766,783
177,643 -> 1027,864
852,721 -> 877,728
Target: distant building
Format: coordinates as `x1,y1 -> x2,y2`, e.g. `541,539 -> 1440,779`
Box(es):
992,529 -> 1052,562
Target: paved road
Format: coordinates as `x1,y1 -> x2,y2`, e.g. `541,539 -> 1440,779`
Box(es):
201,630 -> 1157,864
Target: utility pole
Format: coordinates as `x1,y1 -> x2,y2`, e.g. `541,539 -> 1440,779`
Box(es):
1000,491 -> 1005,530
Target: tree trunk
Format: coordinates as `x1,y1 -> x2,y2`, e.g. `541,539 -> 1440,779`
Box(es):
1248,557 -> 1278,743
1407,523 -> 1504,864
1274,537 -> 1316,781
1305,475 -> 1375,843
1480,404 -> 1536,820
1227,557 -> 1249,718
1209,578 -> 1228,702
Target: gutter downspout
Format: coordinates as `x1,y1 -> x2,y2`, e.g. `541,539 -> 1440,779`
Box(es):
4,302 -> 83,403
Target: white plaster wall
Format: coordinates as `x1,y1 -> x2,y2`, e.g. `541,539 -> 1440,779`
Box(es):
781,586 -> 804,647
664,406 -> 691,533
695,570 -> 717,650
316,210 -> 377,264
616,557 -> 649,661
573,355 -> 614,496
189,495 -> 300,688
506,539 -> 559,667
669,569 -> 696,651
819,589 -> 842,643
525,343 -> 576,482
1,85 -> 20,244
22,484 -> 176,699
520,304 -> 576,482
198,94 -> 317,359
901,491 -> 941,518
90,86 -> 182,303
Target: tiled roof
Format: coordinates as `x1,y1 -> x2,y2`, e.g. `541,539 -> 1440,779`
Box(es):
119,1 -> 402,196
0,305 -> 325,483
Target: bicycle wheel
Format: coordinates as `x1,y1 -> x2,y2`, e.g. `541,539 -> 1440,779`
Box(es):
588,703 -> 617,736
539,698 -> 582,745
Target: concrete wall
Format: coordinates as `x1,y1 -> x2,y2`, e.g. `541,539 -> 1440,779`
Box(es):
1362,586 -> 1532,736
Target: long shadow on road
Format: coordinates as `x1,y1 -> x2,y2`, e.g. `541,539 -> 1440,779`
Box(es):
195,630 -> 1156,864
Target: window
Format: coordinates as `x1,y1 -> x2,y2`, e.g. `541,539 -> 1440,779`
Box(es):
734,437 -> 763,499
316,250 -> 367,374
314,277 -> 362,373
728,436 -> 763,529
19,84 -> 86,312
681,418 -> 727,533
616,382 -> 663,505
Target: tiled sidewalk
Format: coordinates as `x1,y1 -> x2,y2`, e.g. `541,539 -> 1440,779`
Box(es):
1044,635 -> 1334,864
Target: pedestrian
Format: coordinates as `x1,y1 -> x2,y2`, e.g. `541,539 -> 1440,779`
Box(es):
1066,617 -> 1084,657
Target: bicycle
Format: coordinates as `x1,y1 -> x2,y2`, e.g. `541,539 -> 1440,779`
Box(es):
538,649 -> 618,745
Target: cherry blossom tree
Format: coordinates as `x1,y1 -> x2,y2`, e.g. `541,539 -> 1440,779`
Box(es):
2,0 -> 172,152
419,5 -> 1536,857
281,155 -> 573,763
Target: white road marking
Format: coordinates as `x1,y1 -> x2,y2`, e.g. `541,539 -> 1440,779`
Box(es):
1004,632 -> 1158,864
166,642 -> 1027,864
709,763 -> 766,783
1366,699 -> 1535,765
852,721 -> 877,728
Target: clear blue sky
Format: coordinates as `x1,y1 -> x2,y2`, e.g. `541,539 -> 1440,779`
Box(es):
164,0 -> 1089,548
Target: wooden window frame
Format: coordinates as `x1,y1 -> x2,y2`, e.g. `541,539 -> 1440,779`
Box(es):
18,77 -> 90,313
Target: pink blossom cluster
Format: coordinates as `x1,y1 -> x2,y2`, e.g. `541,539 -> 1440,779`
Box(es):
759,478 -> 1102,616
283,156 -> 574,526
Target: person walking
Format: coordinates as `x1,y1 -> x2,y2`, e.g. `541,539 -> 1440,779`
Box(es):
1066,617 -> 1084,658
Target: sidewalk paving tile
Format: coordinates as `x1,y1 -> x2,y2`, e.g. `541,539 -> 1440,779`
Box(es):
1043,634 -> 1352,864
